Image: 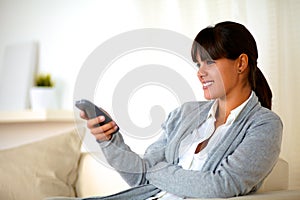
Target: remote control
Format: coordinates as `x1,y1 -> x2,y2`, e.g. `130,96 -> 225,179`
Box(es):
75,99 -> 118,131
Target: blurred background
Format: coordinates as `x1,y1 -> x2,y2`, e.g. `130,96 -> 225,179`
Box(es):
0,0 -> 299,190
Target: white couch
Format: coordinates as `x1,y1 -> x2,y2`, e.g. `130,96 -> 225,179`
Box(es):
1,129 -> 300,200
77,152 -> 300,200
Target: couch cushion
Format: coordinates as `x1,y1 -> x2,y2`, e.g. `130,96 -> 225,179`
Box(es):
0,128 -> 83,200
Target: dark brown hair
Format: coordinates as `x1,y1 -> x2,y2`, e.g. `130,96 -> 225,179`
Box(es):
191,21 -> 272,109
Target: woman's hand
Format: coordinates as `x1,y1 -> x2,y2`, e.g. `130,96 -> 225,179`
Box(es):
80,111 -> 119,141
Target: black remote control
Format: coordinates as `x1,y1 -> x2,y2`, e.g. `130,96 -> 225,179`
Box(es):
75,99 -> 118,131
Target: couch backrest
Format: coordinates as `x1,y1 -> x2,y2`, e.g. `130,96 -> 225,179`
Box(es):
257,158 -> 289,193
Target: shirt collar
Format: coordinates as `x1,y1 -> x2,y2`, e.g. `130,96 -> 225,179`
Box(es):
206,91 -> 254,125
207,100 -> 218,120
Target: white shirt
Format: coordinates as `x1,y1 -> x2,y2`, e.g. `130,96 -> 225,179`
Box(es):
148,92 -> 253,200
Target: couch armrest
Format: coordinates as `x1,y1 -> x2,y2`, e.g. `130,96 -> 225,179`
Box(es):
257,158 -> 289,193
75,152 -> 130,198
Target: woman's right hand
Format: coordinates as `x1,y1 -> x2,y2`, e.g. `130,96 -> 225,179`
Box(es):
80,111 -> 119,141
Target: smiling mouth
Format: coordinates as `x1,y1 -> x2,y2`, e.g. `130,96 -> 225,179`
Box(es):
202,81 -> 214,87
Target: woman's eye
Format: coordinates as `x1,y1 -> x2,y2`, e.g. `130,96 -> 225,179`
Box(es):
207,60 -> 215,65
195,61 -> 215,67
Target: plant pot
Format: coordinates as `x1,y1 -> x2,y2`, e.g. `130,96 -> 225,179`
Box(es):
30,87 -> 58,110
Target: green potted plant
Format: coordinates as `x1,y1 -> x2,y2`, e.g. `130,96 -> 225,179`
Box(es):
30,73 -> 58,110
35,74 -> 54,87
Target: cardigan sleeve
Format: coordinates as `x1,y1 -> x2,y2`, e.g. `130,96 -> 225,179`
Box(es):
146,110 -> 283,198
97,106 -> 182,187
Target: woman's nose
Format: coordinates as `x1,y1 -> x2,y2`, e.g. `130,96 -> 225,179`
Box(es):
197,67 -> 207,79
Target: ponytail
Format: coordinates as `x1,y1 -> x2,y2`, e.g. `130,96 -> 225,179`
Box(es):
252,67 -> 272,110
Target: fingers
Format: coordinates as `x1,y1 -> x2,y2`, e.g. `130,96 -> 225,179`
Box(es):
79,111 -> 88,120
92,124 -> 118,141
79,111 -> 118,141
87,115 -> 118,141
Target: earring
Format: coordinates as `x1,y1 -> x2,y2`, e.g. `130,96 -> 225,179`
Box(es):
238,69 -> 242,74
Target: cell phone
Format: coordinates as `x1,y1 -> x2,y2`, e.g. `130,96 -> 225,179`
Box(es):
75,99 -> 118,131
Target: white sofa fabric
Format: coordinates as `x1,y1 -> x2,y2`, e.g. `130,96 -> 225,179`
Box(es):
1,129 -> 300,200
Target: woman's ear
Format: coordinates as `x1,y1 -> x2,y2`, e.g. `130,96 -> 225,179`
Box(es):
237,53 -> 248,74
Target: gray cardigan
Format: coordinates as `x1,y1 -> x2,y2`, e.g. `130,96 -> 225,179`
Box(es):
92,93 -> 283,199
50,94 -> 282,200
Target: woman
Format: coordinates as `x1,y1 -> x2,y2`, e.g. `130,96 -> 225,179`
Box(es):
67,21 -> 283,199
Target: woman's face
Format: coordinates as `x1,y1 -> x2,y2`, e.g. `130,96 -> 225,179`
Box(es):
196,54 -> 239,100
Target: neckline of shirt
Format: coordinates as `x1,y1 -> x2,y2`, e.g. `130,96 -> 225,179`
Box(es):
206,91 -> 254,126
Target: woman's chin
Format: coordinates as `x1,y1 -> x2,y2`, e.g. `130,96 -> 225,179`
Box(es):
204,96 -> 213,100
203,89 -> 222,100
203,92 -> 213,100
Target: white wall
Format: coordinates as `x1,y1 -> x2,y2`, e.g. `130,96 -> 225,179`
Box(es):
0,0 -> 147,109
0,0 -> 300,189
